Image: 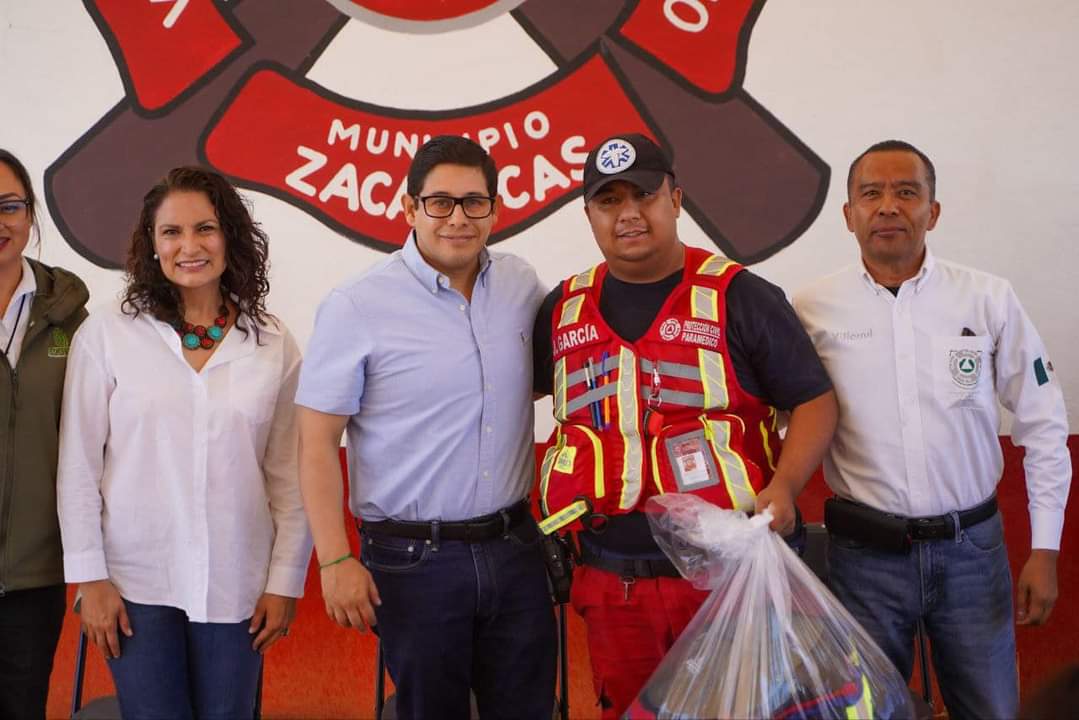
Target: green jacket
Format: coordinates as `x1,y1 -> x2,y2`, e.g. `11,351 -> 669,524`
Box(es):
0,259 -> 89,595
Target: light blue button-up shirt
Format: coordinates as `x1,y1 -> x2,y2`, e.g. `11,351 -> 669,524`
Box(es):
297,234 -> 545,522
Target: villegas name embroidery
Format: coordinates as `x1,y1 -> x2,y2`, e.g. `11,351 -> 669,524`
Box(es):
831,328 -> 873,342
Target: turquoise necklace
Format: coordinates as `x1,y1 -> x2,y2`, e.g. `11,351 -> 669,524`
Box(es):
174,303 -> 229,350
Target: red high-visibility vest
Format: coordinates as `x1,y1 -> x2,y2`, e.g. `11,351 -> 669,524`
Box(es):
538,246 -> 781,534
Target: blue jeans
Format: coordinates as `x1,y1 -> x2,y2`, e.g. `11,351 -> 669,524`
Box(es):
362,524 -> 557,720
107,601 -> 262,720
827,511 -> 1018,720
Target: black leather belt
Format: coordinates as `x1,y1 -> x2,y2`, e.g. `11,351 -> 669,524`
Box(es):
362,500 -> 531,542
579,536 -> 681,579
906,495 -> 998,540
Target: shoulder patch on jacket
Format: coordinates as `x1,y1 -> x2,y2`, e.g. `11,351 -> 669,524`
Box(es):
48,328 -> 71,358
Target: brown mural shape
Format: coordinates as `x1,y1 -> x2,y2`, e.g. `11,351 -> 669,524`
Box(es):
46,0 -> 347,268
46,0 -> 827,268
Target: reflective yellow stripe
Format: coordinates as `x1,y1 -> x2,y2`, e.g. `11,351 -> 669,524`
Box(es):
843,649 -> 874,719
844,671 -> 874,719
553,289 -> 582,422
553,357 -> 568,421
690,285 -> 719,322
760,416 -> 777,472
557,294 -> 585,328
696,254 -> 735,277
577,424 -> 606,500
698,348 -> 729,410
538,500 -> 589,535
617,347 -> 643,510
538,434 -> 563,517
568,266 -> 598,292
650,436 -> 664,494
690,285 -> 728,410
703,418 -> 756,511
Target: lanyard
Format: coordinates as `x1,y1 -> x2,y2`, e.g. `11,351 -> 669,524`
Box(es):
2,294 -> 28,358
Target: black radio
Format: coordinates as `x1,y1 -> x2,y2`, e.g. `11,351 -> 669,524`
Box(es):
541,532 -> 577,605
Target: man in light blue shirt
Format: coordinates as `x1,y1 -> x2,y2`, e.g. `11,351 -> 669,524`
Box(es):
297,136 -> 555,720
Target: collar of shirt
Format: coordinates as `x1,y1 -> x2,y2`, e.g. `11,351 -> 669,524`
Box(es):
400,230 -> 491,294
2,257 -> 37,324
858,246 -> 937,296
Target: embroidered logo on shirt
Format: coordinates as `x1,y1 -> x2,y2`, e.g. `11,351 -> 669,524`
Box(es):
659,318 -> 681,341
949,349 -> 982,388
830,328 -> 873,342
47,328 -> 71,358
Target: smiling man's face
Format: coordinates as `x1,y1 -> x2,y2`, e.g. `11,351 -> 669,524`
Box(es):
403,163 -> 497,288
585,177 -> 684,283
844,150 -> 940,280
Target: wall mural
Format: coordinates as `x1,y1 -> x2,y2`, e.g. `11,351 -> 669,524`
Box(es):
45,0 -> 829,269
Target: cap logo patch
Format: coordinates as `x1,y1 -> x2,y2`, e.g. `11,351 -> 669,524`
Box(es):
597,138 -> 636,175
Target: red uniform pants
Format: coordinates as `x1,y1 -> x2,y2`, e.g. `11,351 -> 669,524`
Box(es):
570,564 -> 709,719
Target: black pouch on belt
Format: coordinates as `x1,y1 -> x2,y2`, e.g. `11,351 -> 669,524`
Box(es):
540,533 -> 575,604
824,497 -> 911,554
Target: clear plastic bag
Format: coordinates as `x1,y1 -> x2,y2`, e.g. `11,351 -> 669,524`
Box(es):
624,494 -> 915,719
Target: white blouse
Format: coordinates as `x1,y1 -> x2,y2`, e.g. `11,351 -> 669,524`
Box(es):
58,303 -> 312,623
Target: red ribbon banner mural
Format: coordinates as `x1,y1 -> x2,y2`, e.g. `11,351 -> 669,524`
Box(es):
46,0 -> 828,268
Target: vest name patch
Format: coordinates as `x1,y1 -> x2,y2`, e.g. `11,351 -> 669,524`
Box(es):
554,323 -> 601,356
663,319 -> 721,348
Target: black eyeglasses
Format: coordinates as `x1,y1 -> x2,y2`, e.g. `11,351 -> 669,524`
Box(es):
418,195 -> 495,219
0,198 -> 30,219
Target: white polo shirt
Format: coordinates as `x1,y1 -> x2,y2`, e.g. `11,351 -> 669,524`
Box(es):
793,249 -> 1071,550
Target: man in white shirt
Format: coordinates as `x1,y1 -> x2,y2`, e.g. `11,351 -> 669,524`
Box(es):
793,140 -> 1071,720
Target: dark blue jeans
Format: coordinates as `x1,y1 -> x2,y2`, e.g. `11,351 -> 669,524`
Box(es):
107,601 -> 262,720
362,524 -> 557,720
0,583 -> 66,720
828,511 -> 1018,720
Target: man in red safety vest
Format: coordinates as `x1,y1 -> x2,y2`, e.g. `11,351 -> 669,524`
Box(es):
532,133 -> 838,718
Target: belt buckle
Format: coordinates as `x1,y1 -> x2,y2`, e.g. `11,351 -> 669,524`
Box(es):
910,516 -> 949,540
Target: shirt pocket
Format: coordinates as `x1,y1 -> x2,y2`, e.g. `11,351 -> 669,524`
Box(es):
931,335 -> 995,411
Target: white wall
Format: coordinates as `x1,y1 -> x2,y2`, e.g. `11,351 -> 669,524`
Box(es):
4,0 -> 1076,439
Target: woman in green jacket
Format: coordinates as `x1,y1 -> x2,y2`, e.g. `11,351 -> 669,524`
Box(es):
0,149 -> 89,720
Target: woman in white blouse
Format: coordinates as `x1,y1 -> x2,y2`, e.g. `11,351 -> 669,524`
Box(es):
57,166 -> 312,719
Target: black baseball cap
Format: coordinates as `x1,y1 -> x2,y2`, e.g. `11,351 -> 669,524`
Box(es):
582,133 -> 675,202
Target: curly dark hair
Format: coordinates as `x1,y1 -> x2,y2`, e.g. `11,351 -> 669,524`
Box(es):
122,166 -> 272,342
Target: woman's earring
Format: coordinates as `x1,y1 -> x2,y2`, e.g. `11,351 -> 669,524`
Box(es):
153,253 -> 159,260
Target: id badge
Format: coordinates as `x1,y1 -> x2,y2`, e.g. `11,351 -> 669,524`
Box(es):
665,430 -> 720,491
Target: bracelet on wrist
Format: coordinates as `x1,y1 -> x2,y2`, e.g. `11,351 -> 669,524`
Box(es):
319,552 -> 354,570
